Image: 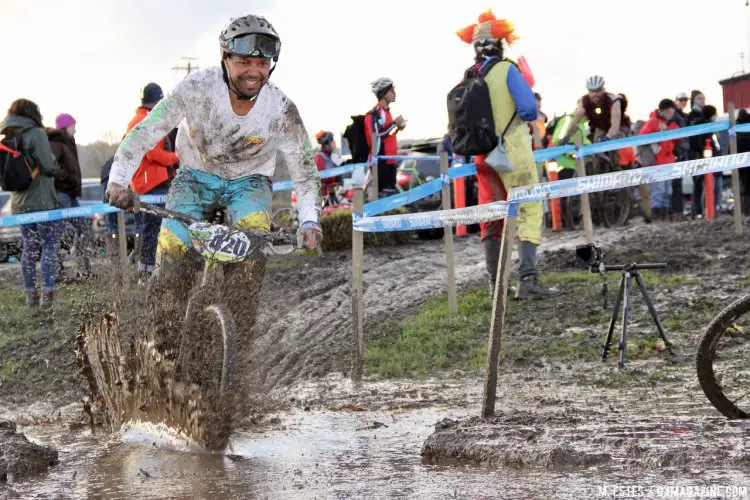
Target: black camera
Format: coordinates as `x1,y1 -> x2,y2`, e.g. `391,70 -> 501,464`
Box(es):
575,243 -> 604,269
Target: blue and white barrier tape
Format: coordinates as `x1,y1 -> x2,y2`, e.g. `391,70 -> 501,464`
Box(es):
510,153 -> 750,203
530,121 -> 728,163
578,122 -> 727,157
362,163 -> 478,217
448,163 -> 477,179
363,178 -> 444,217
0,203 -> 120,227
354,153 -> 750,233
354,200 -> 510,233
0,193 -> 170,227
374,155 -> 440,161
271,161 -> 374,192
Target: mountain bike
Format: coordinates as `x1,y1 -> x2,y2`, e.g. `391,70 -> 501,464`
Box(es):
696,293 -> 750,419
562,151 -> 632,229
77,202 -> 296,451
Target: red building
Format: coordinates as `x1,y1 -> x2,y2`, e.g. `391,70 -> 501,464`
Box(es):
719,73 -> 750,111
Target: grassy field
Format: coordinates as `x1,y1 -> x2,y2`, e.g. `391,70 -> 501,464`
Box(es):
363,270 -> 701,378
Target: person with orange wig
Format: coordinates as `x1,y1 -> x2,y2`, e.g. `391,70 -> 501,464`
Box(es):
456,9 -> 559,300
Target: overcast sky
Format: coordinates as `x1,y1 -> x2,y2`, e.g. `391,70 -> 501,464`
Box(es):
1,0 -> 747,145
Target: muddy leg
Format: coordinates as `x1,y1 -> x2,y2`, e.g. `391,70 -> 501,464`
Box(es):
147,252 -> 202,354
222,254 -> 267,344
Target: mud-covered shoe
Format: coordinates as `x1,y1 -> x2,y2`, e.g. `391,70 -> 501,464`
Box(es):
488,280 -> 518,299
515,276 -> 561,300
40,291 -> 56,311
25,292 -> 39,307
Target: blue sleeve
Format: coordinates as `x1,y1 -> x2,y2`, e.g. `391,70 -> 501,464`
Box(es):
507,64 -> 538,122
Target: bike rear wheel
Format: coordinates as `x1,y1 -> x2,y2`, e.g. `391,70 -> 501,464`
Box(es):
696,293 -> 750,419
603,188 -> 632,228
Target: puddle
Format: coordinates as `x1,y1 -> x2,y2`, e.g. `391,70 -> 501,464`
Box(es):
5,371 -> 750,499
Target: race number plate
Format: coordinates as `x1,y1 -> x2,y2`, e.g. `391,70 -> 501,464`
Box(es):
188,223 -> 254,263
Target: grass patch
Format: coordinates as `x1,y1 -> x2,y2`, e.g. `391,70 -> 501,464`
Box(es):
0,361 -> 15,383
365,287 -> 491,377
0,275 -> 142,400
364,265 -> 688,378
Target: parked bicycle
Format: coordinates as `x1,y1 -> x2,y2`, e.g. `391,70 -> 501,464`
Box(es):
697,293 -> 750,419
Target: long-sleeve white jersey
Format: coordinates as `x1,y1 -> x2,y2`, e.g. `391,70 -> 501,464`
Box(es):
108,66 -> 321,224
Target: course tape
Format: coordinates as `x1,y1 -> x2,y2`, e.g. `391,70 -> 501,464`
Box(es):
0,193 -> 169,228
509,153 -> 750,202
531,121 -> 728,163
735,123 -> 750,133
0,162 -> 376,228
354,153 -> 749,232
375,155 -> 440,161
362,163 -> 478,217
271,161 -> 374,192
354,200 -> 509,232
363,178 -> 444,217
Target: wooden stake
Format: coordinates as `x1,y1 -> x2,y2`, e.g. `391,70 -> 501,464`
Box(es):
481,210 -> 517,418
440,151 -> 458,314
351,188 -> 365,383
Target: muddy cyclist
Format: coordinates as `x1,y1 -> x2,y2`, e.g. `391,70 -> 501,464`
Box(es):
106,14 -> 323,352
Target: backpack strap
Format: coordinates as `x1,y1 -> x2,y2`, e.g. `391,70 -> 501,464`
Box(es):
499,110 -> 517,145
478,56 -> 502,77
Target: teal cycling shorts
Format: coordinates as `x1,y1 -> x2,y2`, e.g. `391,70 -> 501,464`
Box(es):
157,167 -> 272,258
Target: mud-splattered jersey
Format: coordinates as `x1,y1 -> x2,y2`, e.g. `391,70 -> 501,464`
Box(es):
108,66 -> 321,223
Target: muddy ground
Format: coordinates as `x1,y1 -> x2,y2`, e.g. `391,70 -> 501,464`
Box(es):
2,215 -> 750,496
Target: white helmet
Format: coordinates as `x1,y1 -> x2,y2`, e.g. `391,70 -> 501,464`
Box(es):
585,75 -> 605,92
371,77 -> 394,98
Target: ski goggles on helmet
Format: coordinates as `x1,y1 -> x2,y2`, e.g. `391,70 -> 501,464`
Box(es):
227,34 -> 281,59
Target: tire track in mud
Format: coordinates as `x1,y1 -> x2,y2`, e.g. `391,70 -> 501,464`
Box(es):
248,227 -> 629,392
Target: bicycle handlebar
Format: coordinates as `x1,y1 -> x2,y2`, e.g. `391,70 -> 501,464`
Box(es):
136,202 -> 296,246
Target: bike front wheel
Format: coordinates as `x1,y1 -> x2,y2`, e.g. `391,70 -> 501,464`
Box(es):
696,293 -> 750,419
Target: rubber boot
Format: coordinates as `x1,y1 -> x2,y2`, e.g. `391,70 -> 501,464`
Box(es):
515,241 -> 561,300
483,238 -> 501,297
483,238 -> 517,297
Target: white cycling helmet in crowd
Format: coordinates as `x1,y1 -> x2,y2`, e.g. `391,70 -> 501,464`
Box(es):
371,77 -> 395,99
585,75 -> 605,92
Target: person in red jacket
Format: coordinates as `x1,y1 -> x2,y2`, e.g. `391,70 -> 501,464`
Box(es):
364,77 -> 406,195
314,131 -> 339,201
127,82 -> 180,284
639,99 -> 680,220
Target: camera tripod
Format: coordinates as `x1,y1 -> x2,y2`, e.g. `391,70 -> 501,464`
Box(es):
597,262 -> 676,369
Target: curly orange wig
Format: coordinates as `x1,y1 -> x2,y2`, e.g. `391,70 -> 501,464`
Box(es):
456,8 -> 518,45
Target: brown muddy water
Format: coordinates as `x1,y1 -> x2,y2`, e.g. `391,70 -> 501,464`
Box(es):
4,366 -> 750,500
3,217 -> 750,498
